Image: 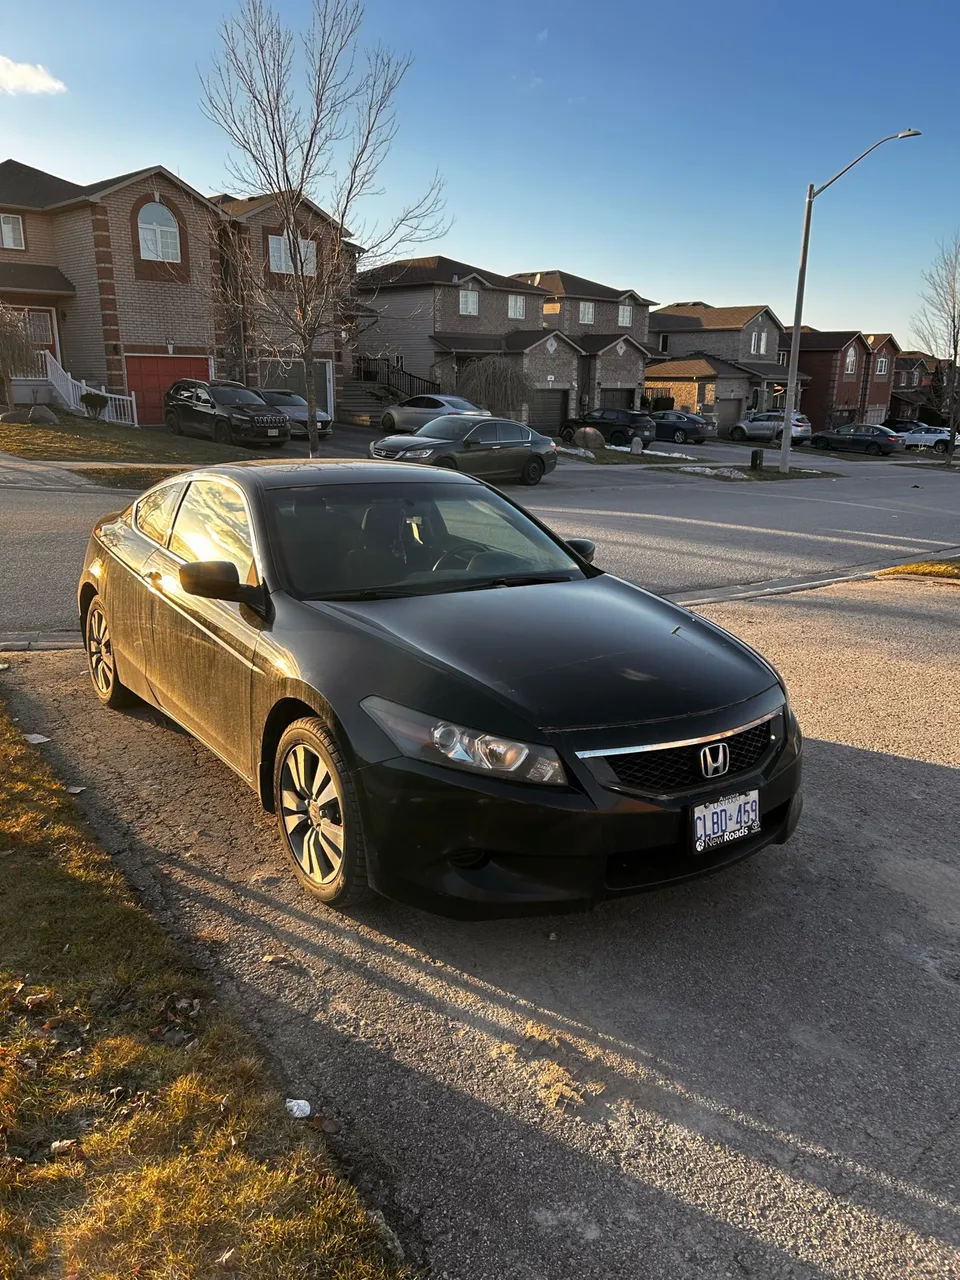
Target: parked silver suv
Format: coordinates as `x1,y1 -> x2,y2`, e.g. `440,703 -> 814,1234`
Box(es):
730,411 -> 812,445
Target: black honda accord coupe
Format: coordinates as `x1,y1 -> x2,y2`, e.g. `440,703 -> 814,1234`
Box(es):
78,461 -> 802,918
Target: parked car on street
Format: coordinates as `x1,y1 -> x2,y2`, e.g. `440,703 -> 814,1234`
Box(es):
380,395 -> 490,434
559,408 -> 655,447
371,416 -> 556,485
811,424 -> 906,455
163,380 -> 290,447
901,424 -> 952,453
729,412 -> 813,446
78,462 -> 803,917
649,410 -> 717,444
258,389 -> 331,440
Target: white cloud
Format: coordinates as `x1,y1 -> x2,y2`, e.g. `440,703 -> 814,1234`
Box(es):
537,28 -> 548,41
0,55 -> 67,96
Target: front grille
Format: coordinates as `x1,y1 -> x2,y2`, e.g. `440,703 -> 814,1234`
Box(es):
603,718 -> 777,795
371,447 -> 396,458
252,415 -> 286,427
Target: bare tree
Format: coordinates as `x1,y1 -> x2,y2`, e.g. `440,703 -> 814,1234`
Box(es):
202,0 -> 446,456
913,233 -> 960,463
0,305 -> 36,413
454,356 -> 535,420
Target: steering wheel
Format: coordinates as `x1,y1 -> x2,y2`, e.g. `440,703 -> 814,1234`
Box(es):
432,541 -> 488,572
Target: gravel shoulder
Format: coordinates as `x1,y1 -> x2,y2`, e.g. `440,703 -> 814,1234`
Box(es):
1,578 -> 958,1279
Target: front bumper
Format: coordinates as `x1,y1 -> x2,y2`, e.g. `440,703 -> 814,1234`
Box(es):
232,421 -> 291,443
356,727 -> 803,918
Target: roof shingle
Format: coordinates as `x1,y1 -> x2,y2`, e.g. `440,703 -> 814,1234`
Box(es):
359,256 -> 549,293
0,262 -> 75,294
650,303 -> 771,331
510,270 -> 654,305
0,159 -> 86,209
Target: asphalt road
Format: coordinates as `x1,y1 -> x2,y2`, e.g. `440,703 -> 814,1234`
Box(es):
3,575 -> 958,1278
1,432 -> 958,635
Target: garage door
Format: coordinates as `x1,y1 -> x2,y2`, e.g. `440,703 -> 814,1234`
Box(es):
599,388 -> 634,410
125,356 -> 211,425
529,389 -> 569,433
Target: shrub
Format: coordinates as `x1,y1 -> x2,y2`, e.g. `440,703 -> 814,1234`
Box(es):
80,390 -> 110,420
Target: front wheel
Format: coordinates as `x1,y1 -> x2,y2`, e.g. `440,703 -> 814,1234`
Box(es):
214,420 -> 233,446
520,455 -> 545,486
274,718 -> 369,908
673,429 -> 687,443
433,456 -> 457,470
165,412 -> 182,436
729,426 -> 747,442
813,436 -> 830,449
85,596 -> 134,710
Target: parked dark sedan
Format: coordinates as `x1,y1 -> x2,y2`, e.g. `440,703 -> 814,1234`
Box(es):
164,380 -> 290,447
559,409 -> 656,447
78,461 -> 802,918
258,388 -> 331,440
649,411 -> 718,443
811,424 -> 906,455
370,415 -> 557,485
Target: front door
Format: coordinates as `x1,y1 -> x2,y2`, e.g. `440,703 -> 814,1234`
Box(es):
191,386 -> 217,438
142,478 -> 262,779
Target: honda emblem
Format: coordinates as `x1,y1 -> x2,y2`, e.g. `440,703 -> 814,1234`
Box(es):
700,742 -> 730,778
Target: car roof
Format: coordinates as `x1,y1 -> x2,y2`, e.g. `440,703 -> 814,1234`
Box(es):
259,387 -> 304,394
179,459 -> 483,491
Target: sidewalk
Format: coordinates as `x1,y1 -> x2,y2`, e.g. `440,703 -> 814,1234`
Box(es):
0,450 -> 94,490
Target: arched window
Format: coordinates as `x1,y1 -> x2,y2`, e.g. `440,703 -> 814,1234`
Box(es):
138,202 -> 181,263
845,345 -> 857,375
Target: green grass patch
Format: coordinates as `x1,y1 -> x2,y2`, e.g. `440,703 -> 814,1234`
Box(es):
68,465 -> 191,491
0,413 -> 255,464
878,557 -> 960,580
0,691 -> 411,1280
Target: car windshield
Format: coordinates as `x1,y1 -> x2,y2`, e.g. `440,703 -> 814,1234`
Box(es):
265,480 -> 586,600
212,386 -> 268,406
442,397 -> 478,411
414,416 -> 474,440
262,391 -> 307,406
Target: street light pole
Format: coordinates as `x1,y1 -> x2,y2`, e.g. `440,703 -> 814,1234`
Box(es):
778,130 -> 921,474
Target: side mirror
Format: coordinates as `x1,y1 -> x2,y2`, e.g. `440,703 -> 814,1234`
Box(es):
179,560 -> 264,610
566,537 -> 596,564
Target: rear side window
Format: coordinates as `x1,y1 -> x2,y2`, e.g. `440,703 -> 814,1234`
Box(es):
497,423 -> 524,443
135,482 -> 186,546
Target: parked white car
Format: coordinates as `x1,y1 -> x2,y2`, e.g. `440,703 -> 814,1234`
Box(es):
380,394 -> 491,434
902,424 -> 951,453
729,411 -> 812,445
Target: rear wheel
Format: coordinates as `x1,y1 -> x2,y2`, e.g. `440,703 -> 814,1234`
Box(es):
934,440 -> 948,454
866,442 -> 882,456
729,425 -> 747,442
382,413 -> 396,432
165,412 -> 182,435
85,596 -> 134,710
214,420 -> 233,446
559,426 -> 576,444
610,430 -> 627,447
520,455 -> 545,486
274,718 -> 369,908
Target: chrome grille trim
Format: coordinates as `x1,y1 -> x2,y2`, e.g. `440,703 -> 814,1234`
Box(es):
574,708 -> 782,759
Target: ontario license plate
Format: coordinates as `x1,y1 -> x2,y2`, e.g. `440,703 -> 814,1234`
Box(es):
268,429 -> 279,437
693,790 -> 760,853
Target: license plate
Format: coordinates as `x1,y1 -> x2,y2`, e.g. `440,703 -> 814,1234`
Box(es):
693,790 -> 760,853
267,429 -> 279,437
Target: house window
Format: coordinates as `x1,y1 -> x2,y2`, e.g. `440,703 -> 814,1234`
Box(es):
777,350 -> 788,366
268,234 -> 317,276
618,304 -> 633,327
579,301 -> 595,324
912,370 -> 919,386
876,355 -> 889,376
26,311 -> 53,345
750,330 -> 760,354
507,294 -> 525,320
897,371 -> 906,386
459,288 -> 479,315
659,333 -> 669,353
138,202 -> 181,263
759,330 -> 767,355
845,346 -> 857,375
0,213 -> 25,250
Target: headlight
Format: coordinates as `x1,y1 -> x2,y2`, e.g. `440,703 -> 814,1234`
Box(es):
361,697 -> 567,786
400,447 -> 434,459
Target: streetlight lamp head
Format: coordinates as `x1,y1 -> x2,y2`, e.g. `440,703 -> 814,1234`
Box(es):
898,129 -> 922,138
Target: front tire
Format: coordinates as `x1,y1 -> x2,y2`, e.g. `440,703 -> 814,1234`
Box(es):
85,596 -> 134,710
214,420 -> 233,446
520,455 -> 545,486
274,718 -> 369,908
673,429 -> 688,443
729,426 -> 747,442
433,456 -> 458,469
814,436 -> 830,449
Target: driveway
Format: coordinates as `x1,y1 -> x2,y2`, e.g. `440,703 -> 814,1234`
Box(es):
2,576 -> 958,1278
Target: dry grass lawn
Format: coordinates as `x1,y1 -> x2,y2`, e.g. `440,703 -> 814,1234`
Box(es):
878,556 -> 960,580
0,696 -> 411,1279
0,414 -> 254,464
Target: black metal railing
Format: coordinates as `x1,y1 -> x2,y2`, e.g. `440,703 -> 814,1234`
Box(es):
356,355 -> 439,398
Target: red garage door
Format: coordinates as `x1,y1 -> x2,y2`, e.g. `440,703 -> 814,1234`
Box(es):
125,356 -> 210,425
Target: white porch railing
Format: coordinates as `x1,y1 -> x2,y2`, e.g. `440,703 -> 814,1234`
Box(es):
40,350 -> 139,427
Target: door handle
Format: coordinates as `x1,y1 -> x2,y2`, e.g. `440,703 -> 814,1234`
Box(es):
491,445 -> 501,450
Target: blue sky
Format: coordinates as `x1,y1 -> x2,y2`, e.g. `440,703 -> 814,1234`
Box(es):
2,0 -> 954,342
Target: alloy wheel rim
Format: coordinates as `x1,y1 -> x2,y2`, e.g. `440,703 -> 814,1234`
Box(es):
279,744 -> 345,885
88,607 -> 114,695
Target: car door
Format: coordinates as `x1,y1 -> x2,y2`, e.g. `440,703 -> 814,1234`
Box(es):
460,421 -> 502,476
166,382 -> 194,433
192,386 -> 217,438
141,478 -> 263,780
495,421 -> 530,475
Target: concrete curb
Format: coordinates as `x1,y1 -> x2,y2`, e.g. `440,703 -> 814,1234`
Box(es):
0,632 -> 84,652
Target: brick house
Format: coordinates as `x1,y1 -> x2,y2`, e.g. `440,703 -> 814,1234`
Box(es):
643,355 -> 754,419
1,158 -> 227,422
647,302 -> 792,428
861,333 -> 900,423
889,351 -> 937,422
510,270 -> 656,415
777,330 -> 873,431
357,257 -> 655,432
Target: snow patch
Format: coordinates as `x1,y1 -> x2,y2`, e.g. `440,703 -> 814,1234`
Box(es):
644,448 -> 698,460
678,466 -> 750,480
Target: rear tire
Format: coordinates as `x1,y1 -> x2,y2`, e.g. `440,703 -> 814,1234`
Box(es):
165,412 -> 182,435
274,718 -> 370,908
866,442 -> 882,456
520,455 -> 545,486
382,413 -> 396,432
934,440 -> 948,454
610,430 -> 627,447
559,426 -> 576,444
85,596 -> 135,710
729,426 -> 747,442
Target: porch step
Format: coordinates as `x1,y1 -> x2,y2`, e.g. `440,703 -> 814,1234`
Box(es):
338,379 -> 397,427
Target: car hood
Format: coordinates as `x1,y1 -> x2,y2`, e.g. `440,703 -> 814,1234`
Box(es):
313,576 -> 778,731
375,433 -> 452,450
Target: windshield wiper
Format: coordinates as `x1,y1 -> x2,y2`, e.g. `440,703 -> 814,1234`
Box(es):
451,573 -> 578,592
310,587 -> 431,601
311,573 -> 577,602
